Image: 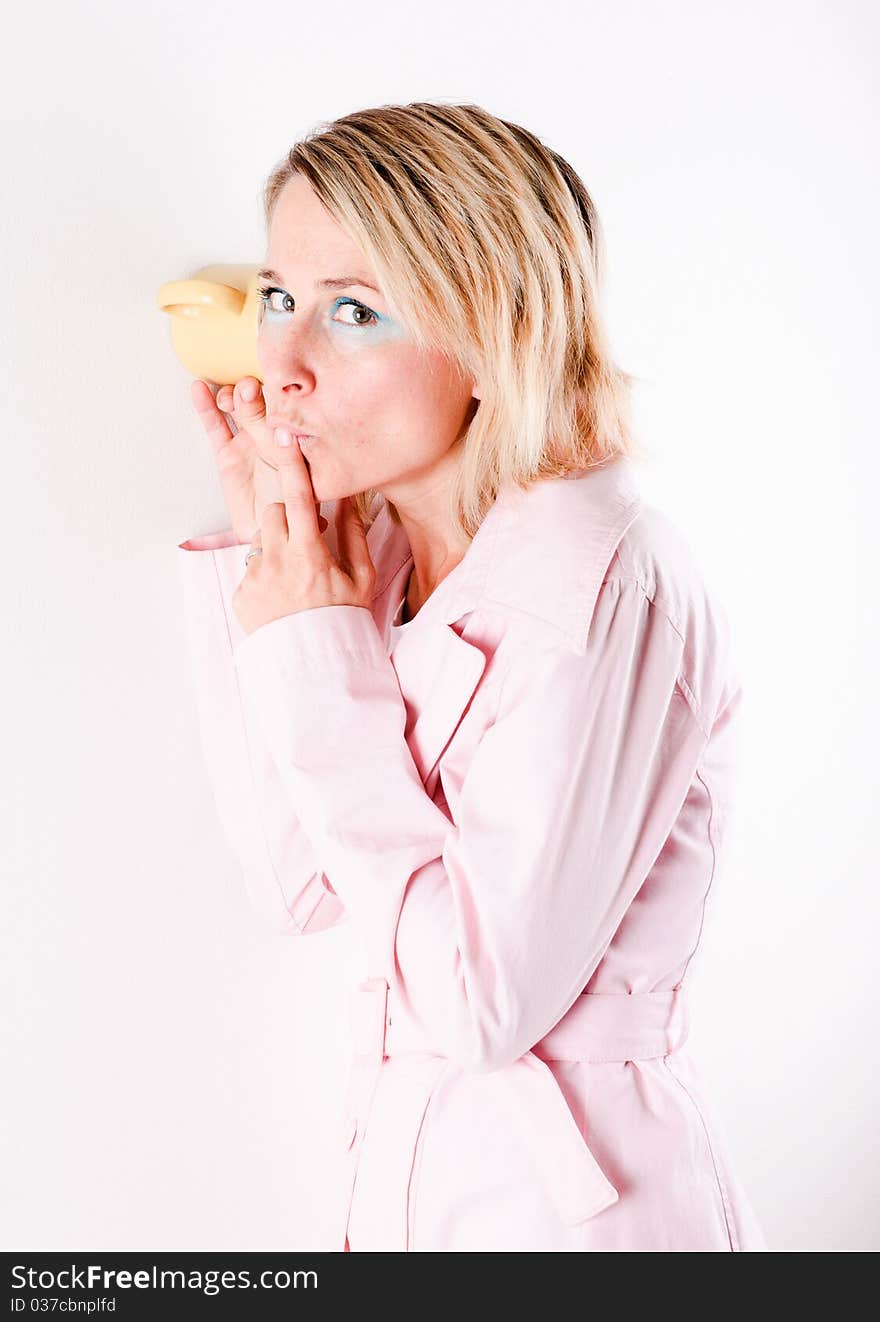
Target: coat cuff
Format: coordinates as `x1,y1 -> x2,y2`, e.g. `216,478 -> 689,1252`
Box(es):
234,603 -> 390,675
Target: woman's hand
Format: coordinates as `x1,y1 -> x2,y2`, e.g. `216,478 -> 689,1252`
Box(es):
189,377 -> 327,543
232,429 -> 377,637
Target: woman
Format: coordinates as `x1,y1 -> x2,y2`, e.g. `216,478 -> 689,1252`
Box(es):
177,102 -> 768,1251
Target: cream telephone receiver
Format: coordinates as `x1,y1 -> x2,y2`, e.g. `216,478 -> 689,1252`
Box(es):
155,263 -> 262,387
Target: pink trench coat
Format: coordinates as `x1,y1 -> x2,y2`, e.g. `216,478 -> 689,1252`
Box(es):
177,455 -> 768,1252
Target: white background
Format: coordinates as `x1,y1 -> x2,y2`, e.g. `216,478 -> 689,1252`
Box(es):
3,0 -> 877,1253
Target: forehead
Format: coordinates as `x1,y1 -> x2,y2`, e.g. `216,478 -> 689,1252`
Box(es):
267,173 -> 373,275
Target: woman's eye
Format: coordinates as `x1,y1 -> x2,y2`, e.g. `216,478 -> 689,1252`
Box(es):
257,286 -> 294,314
332,297 -> 379,328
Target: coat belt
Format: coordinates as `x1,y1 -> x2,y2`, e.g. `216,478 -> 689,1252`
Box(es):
341,978 -> 690,1238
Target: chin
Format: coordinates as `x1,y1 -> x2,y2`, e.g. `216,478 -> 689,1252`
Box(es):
310,464 -> 372,508
311,475 -> 354,507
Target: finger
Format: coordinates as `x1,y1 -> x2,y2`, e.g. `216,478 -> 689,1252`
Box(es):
275,430 -> 322,549
258,500 -> 288,554
190,379 -> 234,458
335,496 -> 371,584
231,376 -> 270,444
333,498 -> 351,574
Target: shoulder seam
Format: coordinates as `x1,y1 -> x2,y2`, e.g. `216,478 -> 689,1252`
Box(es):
603,572 -> 711,740
602,571 -> 685,641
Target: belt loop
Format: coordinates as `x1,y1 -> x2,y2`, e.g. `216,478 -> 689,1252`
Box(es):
350,977 -> 390,1065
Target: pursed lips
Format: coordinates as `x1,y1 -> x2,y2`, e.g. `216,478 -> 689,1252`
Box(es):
266,415 -> 318,437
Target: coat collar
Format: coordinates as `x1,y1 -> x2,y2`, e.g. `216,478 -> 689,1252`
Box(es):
368,454 -> 644,656
363,456 -> 644,794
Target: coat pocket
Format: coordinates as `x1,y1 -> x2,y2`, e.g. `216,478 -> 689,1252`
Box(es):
400,1060 -> 616,1250
344,1056 -> 451,1252
405,1059 -> 453,1250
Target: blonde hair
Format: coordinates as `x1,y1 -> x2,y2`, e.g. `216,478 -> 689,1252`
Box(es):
262,101 -> 646,543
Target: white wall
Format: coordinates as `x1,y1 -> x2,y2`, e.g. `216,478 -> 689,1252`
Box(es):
3,0 -> 877,1252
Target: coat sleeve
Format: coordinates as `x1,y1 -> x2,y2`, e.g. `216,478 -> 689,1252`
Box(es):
232,575 -> 713,1071
176,525 -> 348,936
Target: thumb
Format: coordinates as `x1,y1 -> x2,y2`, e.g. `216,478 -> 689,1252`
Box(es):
312,495 -> 328,533
335,495 -> 371,582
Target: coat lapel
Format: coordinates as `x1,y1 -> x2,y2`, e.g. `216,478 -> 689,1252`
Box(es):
363,456 -> 644,790
390,621 -> 487,790
367,534 -> 487,790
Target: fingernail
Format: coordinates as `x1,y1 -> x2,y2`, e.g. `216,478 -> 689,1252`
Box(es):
240,379 -> 257,402
275,426 -> 293,447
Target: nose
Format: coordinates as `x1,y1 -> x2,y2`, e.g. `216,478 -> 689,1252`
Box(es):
257,334 -> 318,403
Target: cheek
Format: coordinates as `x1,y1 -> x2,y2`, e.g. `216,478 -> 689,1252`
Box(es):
329,340 -> 415,415
346,349 -> 463,440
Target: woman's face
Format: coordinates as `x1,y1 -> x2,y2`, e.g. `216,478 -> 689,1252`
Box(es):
257,172 -> 479,506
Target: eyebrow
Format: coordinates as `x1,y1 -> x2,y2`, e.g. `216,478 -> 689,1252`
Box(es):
257,267 -> 382,294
